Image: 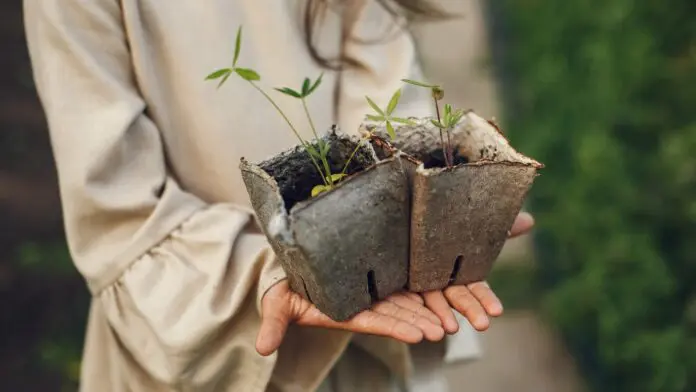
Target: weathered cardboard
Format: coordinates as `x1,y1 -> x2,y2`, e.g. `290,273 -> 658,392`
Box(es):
365,112 -> 543,292
240,128 -> 410,321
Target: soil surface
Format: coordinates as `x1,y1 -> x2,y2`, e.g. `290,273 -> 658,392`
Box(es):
260,131 -> 375,210
423,146 -> 469,169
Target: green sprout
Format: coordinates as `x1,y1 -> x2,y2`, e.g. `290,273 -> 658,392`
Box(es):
402,78 -> 463,168
275,74 -> 339,192
207,26 -> 414,198
206,27 -> 260,87
311,88 -> 414,197
365,89 -> 415,139
206,26 -> 329,191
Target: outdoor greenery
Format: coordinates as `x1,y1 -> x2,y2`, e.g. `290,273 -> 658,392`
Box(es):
489,0 -> 696,391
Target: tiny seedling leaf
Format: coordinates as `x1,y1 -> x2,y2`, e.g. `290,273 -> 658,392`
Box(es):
431,119 -> 445,129
233,26 -> 242,66
391,117 -> 416,125
451,110 -> 465,125
275,87 -> 302,98
444,104 -> 452,117
386,88 -> 402,115
311,184 -> 332,197
401,78 -> 439,89
302,78 -> 311,96
235,68 -> 261,81
317,140 -> 330,155
218,71 -> 232,88
307,73 -> 324,95
386,121 -> 396,139
366,114 -> 385,122
327,173 -> 346,183
365,96 -> 385,116
205,68 -> 231,80
307,146 -> 322,159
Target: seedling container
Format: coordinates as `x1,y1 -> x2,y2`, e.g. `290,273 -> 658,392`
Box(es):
366,112 -> 543,292
240,128 -> 411,321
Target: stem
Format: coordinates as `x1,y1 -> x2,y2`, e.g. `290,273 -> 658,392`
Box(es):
446,128 -> 454,168
302,98 -> 320,140
302,98 -> 333,185
339,137 -> 367,178
249,81 -> 328,185
433,97 -> 450,167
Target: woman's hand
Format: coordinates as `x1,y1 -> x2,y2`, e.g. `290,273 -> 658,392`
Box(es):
423,212 -> 536,333
257,283 -> 446,356
256,212 -> 534,355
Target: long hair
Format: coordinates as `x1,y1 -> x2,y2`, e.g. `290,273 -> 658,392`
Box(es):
303,0 -> 450,70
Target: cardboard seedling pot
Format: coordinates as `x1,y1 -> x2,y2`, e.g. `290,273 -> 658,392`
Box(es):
240,128 -> 411,321
366,112 -> 544,292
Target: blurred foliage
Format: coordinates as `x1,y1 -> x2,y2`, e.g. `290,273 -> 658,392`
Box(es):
489,260 -> 542,312
1,242 -> 86,391
490,0 -> 696,391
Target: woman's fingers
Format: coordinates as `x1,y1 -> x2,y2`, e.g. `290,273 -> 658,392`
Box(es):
402,291 -> 425,305
297,305 -> 426,344
467,281 -> 503,317
292,292 -> 445,343
423,290 -> 459,334
509,211 -> 535,238
386,293 -> 442,326
372,299 -> 445,341
256,281 -> 293,356
443,285 -> 490,331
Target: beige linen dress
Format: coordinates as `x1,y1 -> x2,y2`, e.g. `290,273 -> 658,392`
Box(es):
24,0 -> 480,390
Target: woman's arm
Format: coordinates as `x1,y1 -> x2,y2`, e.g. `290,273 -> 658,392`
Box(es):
25,1 -> 448,386
24,0 -> 287,383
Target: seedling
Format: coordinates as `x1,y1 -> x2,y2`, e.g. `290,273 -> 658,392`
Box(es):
364,89 -> 415,139
401,79 -> 465,168
207,26 -> 408,199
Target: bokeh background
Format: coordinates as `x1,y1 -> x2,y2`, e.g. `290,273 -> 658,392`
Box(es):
2,0 -> 695,390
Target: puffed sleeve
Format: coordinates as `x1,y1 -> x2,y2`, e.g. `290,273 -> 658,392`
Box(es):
24,0 -> 286,383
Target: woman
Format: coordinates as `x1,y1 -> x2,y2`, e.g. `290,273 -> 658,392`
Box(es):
24,0 -> 534,390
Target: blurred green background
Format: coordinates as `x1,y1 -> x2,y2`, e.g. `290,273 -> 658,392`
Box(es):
2,0 -> 694,390
488,0 -> 696,391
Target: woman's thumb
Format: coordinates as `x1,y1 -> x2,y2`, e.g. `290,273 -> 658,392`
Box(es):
256,288 -> 291,356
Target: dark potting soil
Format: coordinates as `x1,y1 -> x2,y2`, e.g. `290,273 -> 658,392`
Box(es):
260,130 -> 376,210
423,147 -> 469,169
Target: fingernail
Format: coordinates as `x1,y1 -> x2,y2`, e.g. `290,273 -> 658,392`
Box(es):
490,302 -> 503,316
475,316 -> 489,331
446,319 -> 459,334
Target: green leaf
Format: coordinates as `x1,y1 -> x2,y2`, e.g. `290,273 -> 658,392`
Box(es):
306,146 -> 322,159
365,96 -> 385,115
275,87 -> 302,98
205,68 -> 231,80
431,119 -> 445,128
391,117 -> 416,125
234,68 -> 261,81
386,121 -> 396,139
386,88 -> 402,115
233,26 -> 243,66
401,78 -> 439,89
317,140 -> 330,155
302,78 -> 311,96
366,114 -> 385,122
311,184 -> 332,197
327,173 -> 346,183
218,71 -> 232,88
307,73 -> 324,95
450,110 -> 465,125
